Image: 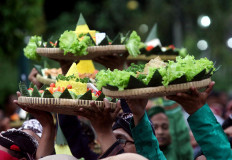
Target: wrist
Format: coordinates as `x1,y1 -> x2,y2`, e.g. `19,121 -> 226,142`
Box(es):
96,129 -> 117,153
94,126 -> 113,136
187,104 -> 204,115
133,112 -> 145,126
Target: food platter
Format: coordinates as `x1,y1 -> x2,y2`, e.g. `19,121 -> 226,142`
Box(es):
36,45 -> 127,61
17,96 -> 116,115
102,78 -> 211,99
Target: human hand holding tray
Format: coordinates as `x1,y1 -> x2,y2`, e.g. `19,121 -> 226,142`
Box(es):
96,55 -> 218,99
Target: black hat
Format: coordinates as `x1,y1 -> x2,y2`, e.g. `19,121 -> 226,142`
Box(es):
112,113 -> 133,137
0,128 -> 38,159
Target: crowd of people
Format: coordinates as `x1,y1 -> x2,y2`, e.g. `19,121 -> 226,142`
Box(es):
1,56 -> 232,160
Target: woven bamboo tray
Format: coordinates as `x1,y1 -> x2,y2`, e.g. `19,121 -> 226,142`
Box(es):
102,78 -> 211,99
17,97 -> 116,115
36,74 -> 55,85
36,45 -> 127,61
127,55 -> 177,61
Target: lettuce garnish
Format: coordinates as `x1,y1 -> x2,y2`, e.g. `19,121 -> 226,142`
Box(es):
23,35 -> 42,60
96,55 -> 216,90
162,55 -> 215,86
96,69 -> 136,91
59,30 -> 93,55
125,31 -> 143,57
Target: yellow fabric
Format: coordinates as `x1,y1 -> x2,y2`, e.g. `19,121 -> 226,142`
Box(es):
65,63 -> 79,78
55,144 -> 72,155
77,60 -> 95,74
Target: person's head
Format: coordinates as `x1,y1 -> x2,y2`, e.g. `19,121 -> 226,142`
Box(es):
112,113 -> 136,153
0,128 -> 38,160
148,106 -> 171,149
101,153 -> 148,160
19,119 -> 43,143
195,155 -> 207,160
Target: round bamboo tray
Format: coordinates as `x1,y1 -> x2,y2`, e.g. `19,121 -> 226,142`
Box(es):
36,74 -> 55,85
127,55 -> 177,61
102,78 -> 211,99
17,97 -> 116,115
36,45 -> 127,61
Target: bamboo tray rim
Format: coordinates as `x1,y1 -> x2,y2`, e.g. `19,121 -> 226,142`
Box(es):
18,96 -> 116,115
36,45 -> 127,60
102,78 -> 211,99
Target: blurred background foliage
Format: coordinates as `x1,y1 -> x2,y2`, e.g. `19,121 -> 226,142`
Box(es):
1,0 -> 232,105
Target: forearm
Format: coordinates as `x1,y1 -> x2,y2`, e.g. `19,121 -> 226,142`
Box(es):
96,129 -> 117,153
36,124 -> 55,159
131,113 -> 166,160
188,104 -> 232,159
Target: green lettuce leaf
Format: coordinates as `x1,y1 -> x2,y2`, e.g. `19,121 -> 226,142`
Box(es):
59,30 -> 94,56
75,36 -> 93,56
125,31 -> 143,57
59,31 -> 79,55
125,63 -> 145,73
96,69 -> 136,91
23,35 -> 42,60
161,55 -> 215,86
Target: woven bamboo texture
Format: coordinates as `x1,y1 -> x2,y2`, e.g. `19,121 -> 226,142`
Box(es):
18,97 -> 116,115
102,78 -> 211,99
36,45 -> 127,60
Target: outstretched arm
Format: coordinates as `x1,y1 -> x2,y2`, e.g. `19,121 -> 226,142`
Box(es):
167,81 -> 232,159
126,99 -> 166,160
77,99 -> 121,154
14,91 -> 55,159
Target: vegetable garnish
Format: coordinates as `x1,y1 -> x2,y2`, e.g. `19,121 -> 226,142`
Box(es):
96,55 -> 217,90
23,35 -> 42,60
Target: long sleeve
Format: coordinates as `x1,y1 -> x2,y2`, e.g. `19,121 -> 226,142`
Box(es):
130,112 -> 166,160
188,104 -> 232,160
166,106 -> 193,160
58,114 -> 98,160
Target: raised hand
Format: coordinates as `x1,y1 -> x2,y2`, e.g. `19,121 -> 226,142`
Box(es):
77,98 -> 121,133
125,99 -> 148,126
14,91 -> 53,126
28,68 -> 43,89
14,91 -> 55,158
166,81 -> 215,115
76,98 -> 121,152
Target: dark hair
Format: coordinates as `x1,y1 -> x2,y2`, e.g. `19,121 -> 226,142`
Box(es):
80,121 -> 95,144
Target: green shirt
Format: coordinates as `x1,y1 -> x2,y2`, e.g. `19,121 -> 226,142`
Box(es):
130,112 -> 167,160
188,104 -> 232,160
